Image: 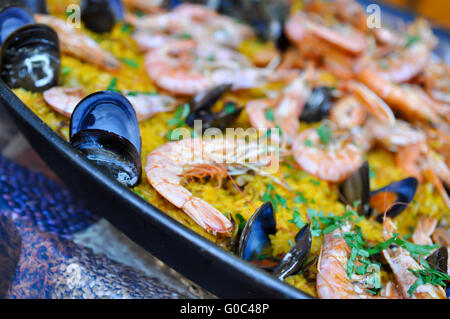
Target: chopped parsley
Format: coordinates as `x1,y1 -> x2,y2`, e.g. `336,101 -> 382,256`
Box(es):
107,77 -> 119,92
304,139 -> 313,147
120,58 -> 139,69
224,102 -> 236,114
289,207 -> 306,229
167,103 -> 190,127
61,66 -> 71,76
407,260 -> 450,297
121,23 -> 132,34
235,213 -> 247,233
404,35 -> 421,48
294,192 -> 307,204
261,183 -> 287,213
316,124 -> 332,144
265,108 -> 274,122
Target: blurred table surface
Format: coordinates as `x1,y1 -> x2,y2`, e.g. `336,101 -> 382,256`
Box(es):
0,102 -> 214,299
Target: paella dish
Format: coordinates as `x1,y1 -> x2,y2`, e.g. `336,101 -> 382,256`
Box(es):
1,0 -> 449,299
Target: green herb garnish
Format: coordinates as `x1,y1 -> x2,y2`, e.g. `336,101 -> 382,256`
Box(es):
120,58 -> 139,69
404,35 -> 421,48
316,124 -> 332,144
167,103 -> 190,127
61,66 -> 71,76
265,108 -> 274,122
107,77 -> 118,92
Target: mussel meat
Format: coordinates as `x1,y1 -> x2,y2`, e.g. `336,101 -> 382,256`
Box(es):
238,202 -> 312,279
185,84 -> 243,132
0,0 -> 47,13
272,224 -> 312,280
340,162 -> 418,222
70,91 -> 142,187
81,0 -> 123,33
0,23 -> 60,92
0,5 -> 34,45
299,87 -> 333,123
370,177 -> 418,222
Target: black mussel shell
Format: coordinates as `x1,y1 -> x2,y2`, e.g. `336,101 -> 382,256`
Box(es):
70,91 -> 142,187
238,202 -> 276,261
0,5 -> 34,45
426,246 -> 448,275
339,162 -> 371,217
0,23 -> 60,92
186,84 -> 242,132
272,224 -> 312,280
81,0 -> 123,33
370,177 -> 418,222
0,1 -> 47,13
300,87 -> 333,123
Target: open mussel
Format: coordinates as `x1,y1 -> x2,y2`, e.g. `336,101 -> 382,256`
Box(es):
81,0 -> 123,33
426,246 -> 448,275
0,22 -> 60,91
0,5 -> 34,45
238,202 -> 312,280
185,84 -> 243,132
340,162 -> 418,222
0,1 -> 47,13
238,202 -> 276,262
300,87 -> 333,123
272,224 -> 312,280
70,91 -> 142,187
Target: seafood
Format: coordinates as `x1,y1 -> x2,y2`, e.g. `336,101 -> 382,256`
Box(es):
316,224 -> 380,299
286,12 -> 367,55
292,127 -> 364,182
395,142 -> 450,208
0,23 -> 60,92
423,61 -> 450,104
80,0 -> 124,33
246,72 -> 311,143
364,19 -> 437,83
43,87 -> 177,121
144,39 -> 291,95
122,0 -> 163,13
35,14 -> 120,71
329,95 -> 367,129
126,3 -> 253,49
70,91 -> 142,187
357,67 -> 442,126
382,218 -> 446,299
412,215 -> 438,246
145,137 -> 279,235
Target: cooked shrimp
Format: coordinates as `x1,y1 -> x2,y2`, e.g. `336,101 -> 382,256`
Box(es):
357,67 -> 442,125
292,127 -> 363,182
145,137 -> 279,235
346,81 -> 396,125
364,118 -> 426,152
246,72 -> 311,144
364,19 -> 437,83
286,12 -> 367,55
317,225 -> 384,299
395,142 -> 450,208
423,61 -> 450,104
144,39 -> 292,95
126,4 -> 253,48
43,87 -> 177,122
412,215 -> 438,246
35,14 -> 120,71
329,95 -> 367,129
382,218 -> 446,299
122,0 -> 163,13
43,87 -> 85,118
